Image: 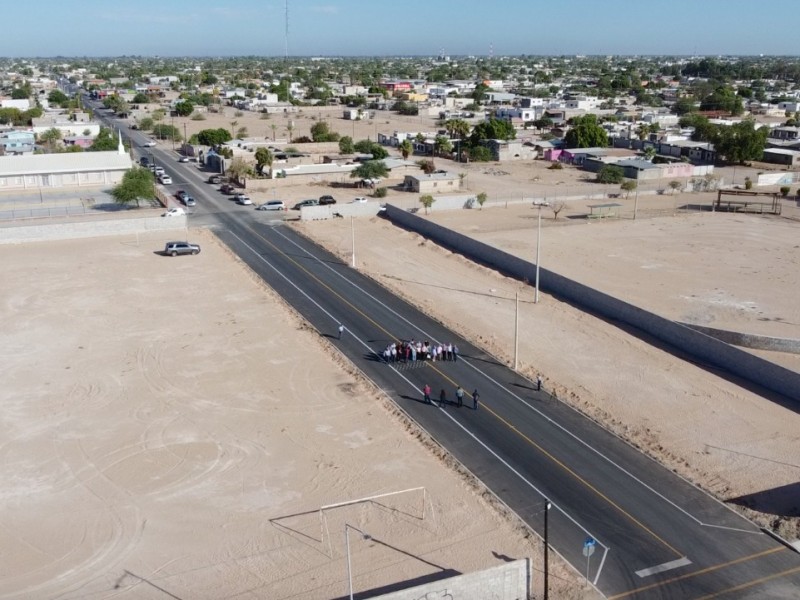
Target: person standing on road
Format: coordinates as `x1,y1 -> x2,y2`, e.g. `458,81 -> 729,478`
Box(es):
453,344 -> 459,362
337,324 -> 344,339
472,389 -> 479,410
423,384 -> 432,404
439,388 -> 447,406
537,375 -> 542,391
455,386 -> 464,407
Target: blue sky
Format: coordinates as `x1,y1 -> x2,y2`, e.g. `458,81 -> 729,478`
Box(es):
3,0 -> 800,57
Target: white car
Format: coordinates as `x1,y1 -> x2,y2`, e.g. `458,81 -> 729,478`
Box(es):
352,197 -> 368,203
159,175 -> 173,185
143,140 -> 157,147
162,207 -> 186,217
234,194 -> 253,205
256,200 -> 286,211
178,156 -> 190,163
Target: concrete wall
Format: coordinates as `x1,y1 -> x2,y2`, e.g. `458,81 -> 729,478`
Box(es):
371,558 -> 529,600
300,202 -> 383,220
0,214 -> 186,244
682,323 -> 800,354
383,204 -> 800,403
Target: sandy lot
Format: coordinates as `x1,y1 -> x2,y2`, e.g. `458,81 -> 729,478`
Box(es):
0,230 -> 595,600
297,208 -> 800,540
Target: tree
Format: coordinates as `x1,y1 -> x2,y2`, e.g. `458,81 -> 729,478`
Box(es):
48,90 -> 68,106
39,128 -> 62,152
236,126 -> 248,139
671,97 -> 697,116
111,167 -> 154,207
419,194 -> 435,214
310,120 -> 340,142
472,83 -> 490,104
713,119 -> 768,164
533,117 -> 553,132
416,159 -> 436,174
132,92 -> 148,104
197,128 -> 232,146
138,117 -> 154,131
174,100 -> 194,117
227,156 -> 252,185
270,123 -> 278,141
339,135 -> 354,154
469,118 -> 515,146
399,139 -> 413,160
643,146 -> 657,161
468,145 -> 493,162
620,180 -> 637,198
597,165 -> 624,184
564,114 -> 608,149
551,201 -> 566,220
11,87 -> 29,100
444,118 -> 470,139
89,127 -> 118,151
353,139 -> 388,159
254,147 -> 273,176
669,180 -> 682,194
152,124 -> 181,142
700,86 -> 744,115
434,135 -> 452,156
351,160 -> 389,181
475,192 -> 487,210
286,122 -> 294,143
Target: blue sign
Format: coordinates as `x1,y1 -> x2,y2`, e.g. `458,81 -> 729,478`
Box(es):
584,537 -> 596,548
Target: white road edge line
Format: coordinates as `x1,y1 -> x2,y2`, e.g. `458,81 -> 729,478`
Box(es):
268,224 -> 760,536
226,228 -> 610,585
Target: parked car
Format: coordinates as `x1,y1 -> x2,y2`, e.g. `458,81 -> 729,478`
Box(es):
143,140 -> 156,147
139,157 -> 150,167
319,195 -> 336,205
162,207 -> 186,217
234,194 -> 253,205
256,200 -> 286,211
178,156 -> 190,163
292,199 -> 318,210
183,196 -> 196,207
352,197 -> 368,203
164,241 -> 200,256
159,174 -> 173,185
154,167 -> 165,176
175,190 -> 188,201
220,183 -> 235,194
208,175 -> 222,184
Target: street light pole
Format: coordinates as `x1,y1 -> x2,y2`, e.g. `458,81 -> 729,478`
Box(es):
544,501 -> 552,600
351,216 -> 356,268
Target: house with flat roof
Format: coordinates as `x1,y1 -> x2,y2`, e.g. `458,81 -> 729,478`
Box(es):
403,171 -> 461,193
0,130 -> 35,156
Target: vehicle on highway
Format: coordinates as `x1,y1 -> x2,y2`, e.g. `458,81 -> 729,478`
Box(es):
159,174 -> 173,185
208,175 -> 222,184
176,190 -> 188,201
143,140 -> 157,147
352,197 -> 368,203
164,241 -> 200,256
183,196 -> 196,207
234,194 -> 253,205
292,199 -> 318,210
319,195 -> 336,205
162,207 -> 186,217
178,156 -> 190,163
256,200 -> 285,211
220,183 -> 235,194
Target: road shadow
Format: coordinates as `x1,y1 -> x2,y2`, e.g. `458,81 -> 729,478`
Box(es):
727,482 -> 800,518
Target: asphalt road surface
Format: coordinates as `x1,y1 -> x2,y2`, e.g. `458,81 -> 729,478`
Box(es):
93,101 -> 800,598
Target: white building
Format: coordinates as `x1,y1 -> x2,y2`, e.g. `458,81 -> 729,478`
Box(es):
32,116 -> 101,138
1,98 -> 32,110
0,133 -> 132,190
566,96 -> 601,110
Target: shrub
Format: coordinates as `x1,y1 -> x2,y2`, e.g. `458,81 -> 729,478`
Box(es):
548,161 -> 563,170
744,177 -> 753,190
780,186 -> 790,197
191,113 -> 206,121
374,187 -> 388,198
597,165 -> 624,184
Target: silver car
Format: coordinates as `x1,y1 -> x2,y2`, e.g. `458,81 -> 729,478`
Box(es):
164,241 -> 200,256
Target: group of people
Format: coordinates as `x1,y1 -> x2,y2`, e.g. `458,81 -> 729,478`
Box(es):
423,384 -> 479,410
381,339 -> 459,364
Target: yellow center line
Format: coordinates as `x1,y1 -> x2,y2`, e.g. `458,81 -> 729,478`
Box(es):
607,546 -> 786,599
692,564 -> 800,600
245,222 -> 681,556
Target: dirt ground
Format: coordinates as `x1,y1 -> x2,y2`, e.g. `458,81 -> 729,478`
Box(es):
0,231 -> 595,600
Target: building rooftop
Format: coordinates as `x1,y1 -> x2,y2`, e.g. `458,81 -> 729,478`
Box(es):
0,150 -> 132,175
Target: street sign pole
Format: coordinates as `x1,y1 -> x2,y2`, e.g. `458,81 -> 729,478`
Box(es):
582,537 -> 596,588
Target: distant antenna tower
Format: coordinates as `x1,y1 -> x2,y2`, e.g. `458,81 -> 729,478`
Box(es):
489,42 -> 494,58
284,0 -> 289,60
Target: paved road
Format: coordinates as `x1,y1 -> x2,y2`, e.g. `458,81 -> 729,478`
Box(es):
92,102 -> 800,598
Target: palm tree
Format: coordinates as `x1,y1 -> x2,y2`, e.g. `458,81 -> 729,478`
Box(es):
270,123 -> 277,141
286,122 -> 294,143
399,139 -> 413,160
444,118 -> 470,140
